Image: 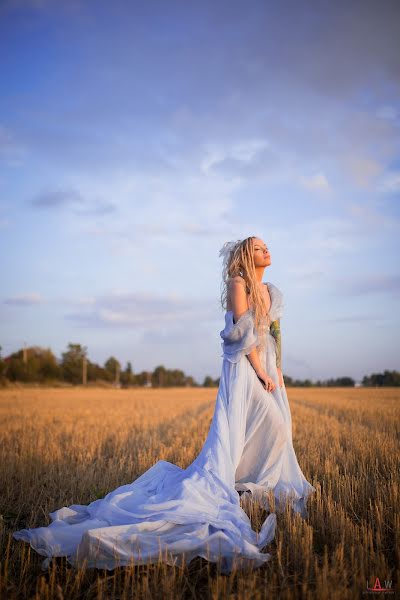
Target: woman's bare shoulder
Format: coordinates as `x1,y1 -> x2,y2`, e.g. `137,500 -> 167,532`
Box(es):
227,275 -> 247,289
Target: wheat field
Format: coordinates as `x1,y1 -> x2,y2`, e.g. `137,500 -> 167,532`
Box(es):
0,386 -> 398,599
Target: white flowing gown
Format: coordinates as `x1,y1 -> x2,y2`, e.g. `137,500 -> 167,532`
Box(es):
13,282 -> 316,573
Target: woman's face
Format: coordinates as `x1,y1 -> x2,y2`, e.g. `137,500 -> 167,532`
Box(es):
252,238 -> 271,267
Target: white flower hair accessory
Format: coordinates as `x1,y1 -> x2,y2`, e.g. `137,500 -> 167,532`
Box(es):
218,239 -> 243,270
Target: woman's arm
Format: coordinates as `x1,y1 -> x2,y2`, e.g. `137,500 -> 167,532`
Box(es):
228,276 -> 263,374
228,276 -> 249,322
244,344 -> 264,375
269,318 -> 282,370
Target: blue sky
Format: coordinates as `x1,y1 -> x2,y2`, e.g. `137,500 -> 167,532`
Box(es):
1,0 -> 399,383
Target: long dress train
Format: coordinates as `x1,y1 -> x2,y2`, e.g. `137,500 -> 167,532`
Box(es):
13,281 -> 316,573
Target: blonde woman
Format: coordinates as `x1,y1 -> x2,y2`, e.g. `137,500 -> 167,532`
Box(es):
217,237 -> 315,505
13,236 -> 315,574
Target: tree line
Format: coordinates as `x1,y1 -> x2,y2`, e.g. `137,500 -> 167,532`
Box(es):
283,372 -> 400,387
0,344 -> 201,387
0,344 -> 398,388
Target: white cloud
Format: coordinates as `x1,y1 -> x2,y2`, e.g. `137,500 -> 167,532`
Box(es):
202,139 -> 271,171
4,293 -> 45,305
62,169 -> 240,262
65,289 -> 218,329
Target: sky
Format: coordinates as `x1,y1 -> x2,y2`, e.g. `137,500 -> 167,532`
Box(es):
0,0 -> 399,383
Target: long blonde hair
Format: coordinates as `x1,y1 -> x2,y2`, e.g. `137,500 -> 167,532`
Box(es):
220,236 -> 269,337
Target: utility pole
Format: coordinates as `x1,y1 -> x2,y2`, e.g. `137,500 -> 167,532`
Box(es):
115,363 -> 120,387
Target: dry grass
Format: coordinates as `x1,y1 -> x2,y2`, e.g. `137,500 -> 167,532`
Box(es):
0,387 -> 398,599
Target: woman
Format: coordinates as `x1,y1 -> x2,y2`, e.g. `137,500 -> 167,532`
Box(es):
218,237 -> 315,509
13,236 -> 315,573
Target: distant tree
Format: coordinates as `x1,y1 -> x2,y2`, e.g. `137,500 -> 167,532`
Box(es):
135,370 -> 151,386
185,376 -> 198,387
325,376 -> 355,387
121,361 -> 135,387
150,365 -> 198,387
337,377 -> 355,387
61,343 -> 88,384
5,346 -> 60,382
203,376 -> 219,387
170,368 -> 189,386
152,365 -> 167,387
104,356 -> 121,383
86,360 -> 107,382
362,370 -> 400,386
0,345 -> 7,382
36,348 -> 62,381
4,349 -> 26,381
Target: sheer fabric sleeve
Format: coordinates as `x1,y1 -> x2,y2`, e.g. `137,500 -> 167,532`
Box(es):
267,282 -> 284,321
220,309 -> 259,364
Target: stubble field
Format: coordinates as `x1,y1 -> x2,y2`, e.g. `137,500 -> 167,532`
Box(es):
0,386 -> 398,599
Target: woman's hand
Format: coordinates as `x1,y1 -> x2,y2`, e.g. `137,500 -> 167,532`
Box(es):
255,368 -> 276,393
277,367 -> 284,388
